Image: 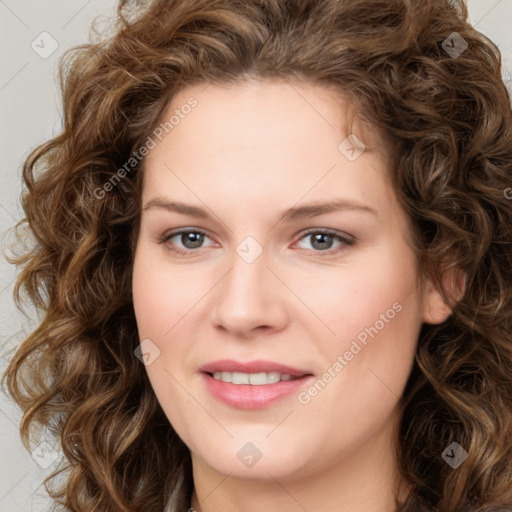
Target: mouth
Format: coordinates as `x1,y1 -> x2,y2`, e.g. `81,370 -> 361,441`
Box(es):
199,359 -> 314,409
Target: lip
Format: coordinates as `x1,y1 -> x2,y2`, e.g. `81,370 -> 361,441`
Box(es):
200,359 -> 311,377
199,359 -> 314,410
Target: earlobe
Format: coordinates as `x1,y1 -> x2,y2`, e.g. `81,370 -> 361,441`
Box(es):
422,285 -> 453,325
422,267 -> 466,325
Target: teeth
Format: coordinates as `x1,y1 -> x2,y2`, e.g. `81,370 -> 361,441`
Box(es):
232,372 -> 249,384
212,371 -> 297,385
248,372 -> 267,385
267,371 -> 281,383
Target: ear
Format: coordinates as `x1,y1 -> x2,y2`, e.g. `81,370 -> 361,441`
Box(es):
422,267 -> 466,325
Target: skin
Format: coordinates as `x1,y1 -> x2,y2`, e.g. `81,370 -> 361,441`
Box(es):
132,79 -> 452,512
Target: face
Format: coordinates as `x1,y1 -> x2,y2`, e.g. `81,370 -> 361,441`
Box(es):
132,79 -> 450,483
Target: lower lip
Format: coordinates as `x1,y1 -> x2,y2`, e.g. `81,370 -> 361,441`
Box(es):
202,373 -> 313,409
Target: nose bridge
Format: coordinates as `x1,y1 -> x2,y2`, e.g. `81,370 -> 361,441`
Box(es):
223,236 -> 270,310
212,234 -> 286,333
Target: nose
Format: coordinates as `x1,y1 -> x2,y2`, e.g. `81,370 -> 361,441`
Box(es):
211,242 -> 289,337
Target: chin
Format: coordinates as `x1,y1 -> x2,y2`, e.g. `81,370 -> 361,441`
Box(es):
191,436 -> 315,481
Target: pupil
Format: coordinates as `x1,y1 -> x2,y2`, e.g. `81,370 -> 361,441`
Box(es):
184,232 -> 204,248
313,233 -> 332,250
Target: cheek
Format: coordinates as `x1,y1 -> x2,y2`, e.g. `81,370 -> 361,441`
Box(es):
308,245 -> 422,386
131,247 -> 202,377
132,246 -> 189,338
132,250 -> 198,431
132,260 -> 165,337
319,251 -> 419,333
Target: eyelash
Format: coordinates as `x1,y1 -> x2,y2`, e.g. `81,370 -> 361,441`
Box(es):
157,228 -> 355,257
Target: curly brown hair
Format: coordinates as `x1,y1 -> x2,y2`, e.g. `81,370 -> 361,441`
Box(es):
2,0 -> 512,511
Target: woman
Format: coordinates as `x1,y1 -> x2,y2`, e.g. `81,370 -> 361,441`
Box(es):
3,0 -> 512,511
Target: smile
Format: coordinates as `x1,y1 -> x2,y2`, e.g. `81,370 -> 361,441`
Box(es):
200,359 -> 314,409
210,371 -> 298,385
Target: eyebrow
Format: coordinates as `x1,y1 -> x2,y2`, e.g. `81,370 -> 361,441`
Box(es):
142,197 -> 378,222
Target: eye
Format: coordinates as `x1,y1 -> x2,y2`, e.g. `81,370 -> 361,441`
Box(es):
157,227 -> 355,257
157,228 -> 215,255
293,228 -> 354,256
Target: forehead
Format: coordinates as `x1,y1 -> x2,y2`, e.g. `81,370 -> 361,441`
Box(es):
142,79 -> 396,216
159,78 -> 368,153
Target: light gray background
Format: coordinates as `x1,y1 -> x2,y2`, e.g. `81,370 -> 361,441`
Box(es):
1,1 -> 511,510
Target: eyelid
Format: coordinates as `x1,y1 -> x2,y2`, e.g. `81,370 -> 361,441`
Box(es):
294,227 -> 355,244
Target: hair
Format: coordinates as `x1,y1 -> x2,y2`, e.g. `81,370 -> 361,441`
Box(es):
2,0 -> 512,510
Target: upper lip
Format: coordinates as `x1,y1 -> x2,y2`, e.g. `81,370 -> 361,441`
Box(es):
200,359 -> 312,377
